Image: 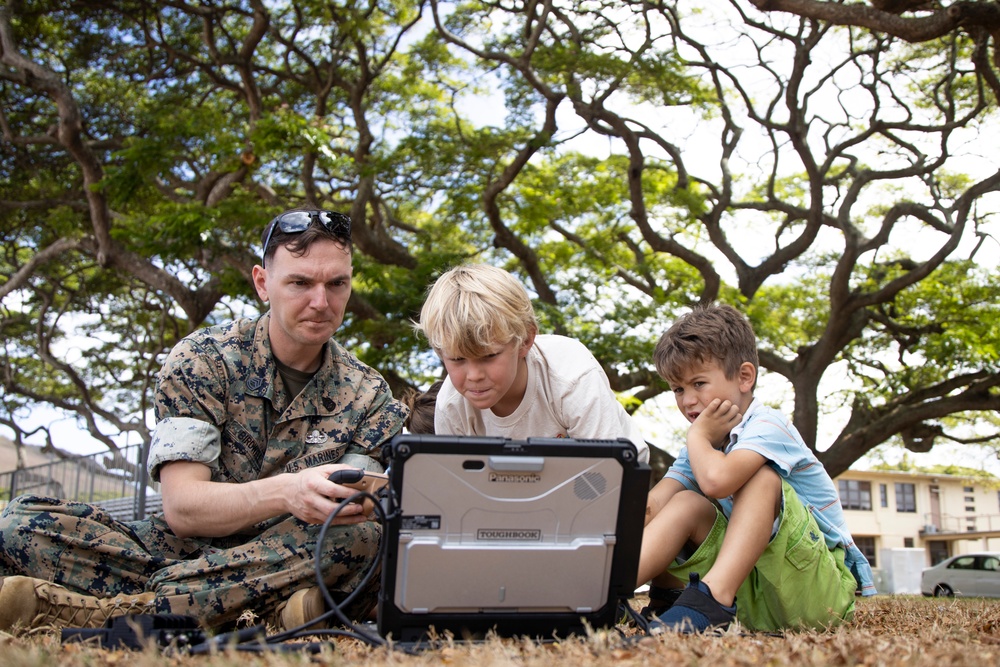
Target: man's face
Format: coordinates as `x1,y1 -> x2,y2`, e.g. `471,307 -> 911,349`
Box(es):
439,337 -> 532,418
252,238 -> 352,364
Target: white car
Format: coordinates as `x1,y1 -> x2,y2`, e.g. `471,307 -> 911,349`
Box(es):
920,552 -> 1000,598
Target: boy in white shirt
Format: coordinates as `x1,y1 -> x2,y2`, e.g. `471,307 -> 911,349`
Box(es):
414,263 -> 649,462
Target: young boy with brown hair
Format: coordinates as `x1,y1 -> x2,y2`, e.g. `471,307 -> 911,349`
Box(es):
639,303 -> 875,633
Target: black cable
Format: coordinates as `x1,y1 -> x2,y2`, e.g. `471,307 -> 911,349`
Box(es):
307,487 -> 388,647
128,477 -> 646,655
189,485 -> 398,654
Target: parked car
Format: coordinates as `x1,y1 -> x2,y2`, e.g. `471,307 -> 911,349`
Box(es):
920,552 -> 1000,598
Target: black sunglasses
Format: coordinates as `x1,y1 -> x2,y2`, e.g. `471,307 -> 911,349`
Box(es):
261,210 -> 352,266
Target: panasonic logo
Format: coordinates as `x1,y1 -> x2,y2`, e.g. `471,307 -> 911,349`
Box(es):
489,472 -> 541,483
477,529 -> 542,541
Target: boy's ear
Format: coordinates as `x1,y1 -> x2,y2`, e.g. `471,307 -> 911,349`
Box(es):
519,327 -> 537,357
738,361 -> 757,392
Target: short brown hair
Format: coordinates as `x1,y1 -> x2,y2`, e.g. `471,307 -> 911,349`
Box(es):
653,303 -> 758,386
402,380 -> 443,434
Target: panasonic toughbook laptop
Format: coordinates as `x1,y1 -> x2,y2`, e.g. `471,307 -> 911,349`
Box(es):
376,434 -> 650,642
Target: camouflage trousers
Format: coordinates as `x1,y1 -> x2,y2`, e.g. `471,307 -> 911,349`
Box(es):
0,495 -> 381,629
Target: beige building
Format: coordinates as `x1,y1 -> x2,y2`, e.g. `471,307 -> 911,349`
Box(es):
835,469 -> 1000,572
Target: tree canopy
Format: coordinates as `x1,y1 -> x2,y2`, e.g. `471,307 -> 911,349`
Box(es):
1,0 -> 999,478
750,1 -> 1000,103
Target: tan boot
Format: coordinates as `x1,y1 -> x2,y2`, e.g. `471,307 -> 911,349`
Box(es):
0,576 -> 156,632
268,587 -> 328,631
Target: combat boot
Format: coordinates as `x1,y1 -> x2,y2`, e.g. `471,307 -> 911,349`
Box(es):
0,576 -> 156,632
268,586 -> 328,631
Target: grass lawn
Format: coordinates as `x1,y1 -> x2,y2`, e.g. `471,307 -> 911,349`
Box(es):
2,595 -> 998,666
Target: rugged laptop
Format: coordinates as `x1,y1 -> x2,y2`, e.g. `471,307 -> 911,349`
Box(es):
376,434 -> 650,642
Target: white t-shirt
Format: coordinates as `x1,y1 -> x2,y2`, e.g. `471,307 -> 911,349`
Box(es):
434,334 -> 650,462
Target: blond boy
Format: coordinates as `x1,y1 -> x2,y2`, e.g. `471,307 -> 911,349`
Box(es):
415,264 -> 649,462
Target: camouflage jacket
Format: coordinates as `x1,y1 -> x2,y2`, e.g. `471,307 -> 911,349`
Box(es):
149,313 -> 406,488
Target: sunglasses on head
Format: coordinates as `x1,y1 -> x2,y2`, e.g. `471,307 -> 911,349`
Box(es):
261,210 -> 352,267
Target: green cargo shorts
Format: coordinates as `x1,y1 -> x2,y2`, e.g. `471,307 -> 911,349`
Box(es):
667,480 -> 858,632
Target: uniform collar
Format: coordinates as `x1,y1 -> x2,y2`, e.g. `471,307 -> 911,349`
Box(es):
245,312 -> 333,402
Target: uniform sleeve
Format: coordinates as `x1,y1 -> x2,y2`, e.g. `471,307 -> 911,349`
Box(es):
148,337 -> 229,480
346,373 -> 407,463
147,417 -> 222,482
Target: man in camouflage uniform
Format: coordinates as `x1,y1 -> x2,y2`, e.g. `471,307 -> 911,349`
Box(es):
0,210 -> 407,632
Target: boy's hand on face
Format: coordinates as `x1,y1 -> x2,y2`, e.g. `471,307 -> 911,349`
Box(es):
689,398 -> 742,449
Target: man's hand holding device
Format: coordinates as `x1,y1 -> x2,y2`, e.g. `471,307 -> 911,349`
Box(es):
327,468 -> 389,517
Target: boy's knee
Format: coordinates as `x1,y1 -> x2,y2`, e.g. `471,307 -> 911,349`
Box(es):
744,466 -> 781,494
734,466 -> 782,516
671,489 -> 716,509
661,490 -> 717,528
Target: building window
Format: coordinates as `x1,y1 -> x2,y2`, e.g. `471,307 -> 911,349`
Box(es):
904,537 -> 914,548
965,496 -> 975,503
895,483 -> 916,513
839,480 -> 872,510
855,536 -> 877,567
964,486 -> 974,493
880,484 -> 888,508
966,506 -> 976,513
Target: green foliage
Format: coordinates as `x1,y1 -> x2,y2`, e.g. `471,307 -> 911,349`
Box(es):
1,0 -> 999,477
871,30 -> 997,113
847,260 -> 999,394
750,268 -> 835,357
869,454 -> 998,486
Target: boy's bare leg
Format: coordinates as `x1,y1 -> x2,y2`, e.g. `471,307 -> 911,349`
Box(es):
700,466 -> 782,607
636,490 -> 717,588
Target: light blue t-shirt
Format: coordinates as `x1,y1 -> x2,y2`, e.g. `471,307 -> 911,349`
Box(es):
665,398 -> 877,596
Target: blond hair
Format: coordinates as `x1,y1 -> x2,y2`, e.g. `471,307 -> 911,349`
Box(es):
416,264 -> 537,357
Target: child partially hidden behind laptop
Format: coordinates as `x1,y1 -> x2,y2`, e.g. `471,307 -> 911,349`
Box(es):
638,303 -> 875,634
413,263 -> 649,463
401,380 -> 442,435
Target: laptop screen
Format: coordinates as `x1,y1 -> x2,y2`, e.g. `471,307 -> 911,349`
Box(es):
377,434 -> 650,641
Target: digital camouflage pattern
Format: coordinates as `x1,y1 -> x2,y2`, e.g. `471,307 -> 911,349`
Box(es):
0,313 -> 406,628
150,313 -> 404,490
0,496 -> 381,627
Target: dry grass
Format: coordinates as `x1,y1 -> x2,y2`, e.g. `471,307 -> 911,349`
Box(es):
3,595 -> 999,667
